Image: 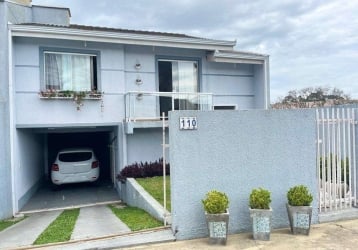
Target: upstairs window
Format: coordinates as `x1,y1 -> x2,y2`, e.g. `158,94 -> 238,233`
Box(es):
43,51 -> 98,91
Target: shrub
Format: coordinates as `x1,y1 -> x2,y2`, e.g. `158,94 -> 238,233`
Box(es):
117,158 -> 170,181
202,190 -> 229,214
287,185 -> 313,206
249,188 -> 271,209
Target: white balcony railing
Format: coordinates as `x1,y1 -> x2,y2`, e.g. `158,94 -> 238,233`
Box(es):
125,91 -> 213,122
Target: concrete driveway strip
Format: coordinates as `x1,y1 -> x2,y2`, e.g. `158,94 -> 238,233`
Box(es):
71,205 -> 131,240
0,210 -> 62,249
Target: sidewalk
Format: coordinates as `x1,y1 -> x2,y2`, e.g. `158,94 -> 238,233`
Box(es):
2,210 -> 358,249
120,219 -> 358,250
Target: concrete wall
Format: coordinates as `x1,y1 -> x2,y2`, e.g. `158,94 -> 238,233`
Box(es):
32,6 -> 70,26
13,38 -> 126,126
126,128 -> 168,164
0,0 -> 72,219
13,39 -> 267,126
203,62 -> 256,109
169,109 -> 318,240
15,129 -> 44,210
0,0 -> 13,220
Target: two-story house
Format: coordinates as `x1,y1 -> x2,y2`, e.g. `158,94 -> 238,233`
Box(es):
0,0 -> 269,219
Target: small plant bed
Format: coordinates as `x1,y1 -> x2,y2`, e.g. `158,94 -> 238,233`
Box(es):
109,205 -> 162,231
136,176 -> 171,211
33,209 -> 79,245
0,216 -> 26,232
117,158 -> 170,181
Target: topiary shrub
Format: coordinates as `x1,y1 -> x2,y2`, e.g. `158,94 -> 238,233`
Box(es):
249,188 -> 271,209
202,190 -> 229,214
287,185 -> 313,206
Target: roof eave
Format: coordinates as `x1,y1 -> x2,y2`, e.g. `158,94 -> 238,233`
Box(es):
9,24 -> 236,51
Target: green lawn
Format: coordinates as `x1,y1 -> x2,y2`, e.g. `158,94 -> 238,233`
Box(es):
109,205 -> 162,231
0,217 -> 25,232
136,176 -> 171,211
33,209 -> 79,245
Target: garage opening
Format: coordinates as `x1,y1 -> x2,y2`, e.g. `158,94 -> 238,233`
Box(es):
17,126 -> 121,213
47,132 -> 112,183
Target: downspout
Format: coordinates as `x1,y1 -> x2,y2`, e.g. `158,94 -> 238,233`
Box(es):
264,56 -> 270,109
8,23 -> 17,215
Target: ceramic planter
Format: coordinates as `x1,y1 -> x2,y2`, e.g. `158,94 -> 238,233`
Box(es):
249,207 -> 272,241
286,204 -> 312,235
205,210 -> 229,245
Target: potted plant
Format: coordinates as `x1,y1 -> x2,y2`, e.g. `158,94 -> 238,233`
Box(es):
202,190 -> 229,245
286,185 -> 313,235
249,187 -> 272,241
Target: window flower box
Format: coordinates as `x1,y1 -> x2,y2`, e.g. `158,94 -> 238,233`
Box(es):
39,90 -> 103,110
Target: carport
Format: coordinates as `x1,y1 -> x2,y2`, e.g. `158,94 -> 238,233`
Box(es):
14,125 -> 121,213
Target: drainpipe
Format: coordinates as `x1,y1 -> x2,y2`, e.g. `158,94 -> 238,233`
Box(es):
8,23 -> 17,215
264,56 -> 270,109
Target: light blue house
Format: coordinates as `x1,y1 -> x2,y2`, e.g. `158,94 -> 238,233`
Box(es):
0,0 -> 270,219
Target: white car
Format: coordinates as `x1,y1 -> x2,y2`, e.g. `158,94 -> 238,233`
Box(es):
51,148 -> 100,185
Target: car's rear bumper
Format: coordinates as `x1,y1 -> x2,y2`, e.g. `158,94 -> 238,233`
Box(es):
51,169 -> 99,185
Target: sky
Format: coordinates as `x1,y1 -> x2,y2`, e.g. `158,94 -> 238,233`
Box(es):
32,0 -> 358,103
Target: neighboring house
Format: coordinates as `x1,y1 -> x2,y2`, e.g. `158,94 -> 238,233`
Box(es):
0,0 -> 270,219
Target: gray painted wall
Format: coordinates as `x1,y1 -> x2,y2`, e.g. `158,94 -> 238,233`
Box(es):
0,0 -> 72,219
32,6 -> 70,26
0,0 -> 13,220
15,129 -> 44,211
126,128 -> 168,164
13,38 -> 267,127
169,109 -> 318,240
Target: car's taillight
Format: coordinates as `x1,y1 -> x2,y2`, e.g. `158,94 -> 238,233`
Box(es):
92,160 -> 99,168
52,164 -> 59,171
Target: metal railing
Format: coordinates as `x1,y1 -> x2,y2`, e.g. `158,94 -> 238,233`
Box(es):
125,91 -> 213,122
316,108 -> 357,212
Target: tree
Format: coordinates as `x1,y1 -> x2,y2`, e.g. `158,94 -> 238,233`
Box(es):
272,87 -> 354,109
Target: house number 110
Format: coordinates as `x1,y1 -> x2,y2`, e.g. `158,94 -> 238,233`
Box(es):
179,117 -> 197,130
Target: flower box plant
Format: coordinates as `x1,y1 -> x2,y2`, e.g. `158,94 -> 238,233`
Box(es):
202,190 -> 229,245
249,187 -> 272,241
286,185 -> 313,235
39,89 -> 103,110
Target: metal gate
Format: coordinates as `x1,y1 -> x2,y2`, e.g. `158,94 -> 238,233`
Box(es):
316,108 -> 357,212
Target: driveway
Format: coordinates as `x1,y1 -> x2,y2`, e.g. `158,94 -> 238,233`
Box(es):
21,181 -> 120,212
0,205 -> 131,249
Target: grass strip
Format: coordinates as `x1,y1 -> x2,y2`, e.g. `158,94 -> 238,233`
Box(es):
136,176 -> 171,211
0,217 -> 26,232
33,208 -> 79,245
109,205 -> 162,231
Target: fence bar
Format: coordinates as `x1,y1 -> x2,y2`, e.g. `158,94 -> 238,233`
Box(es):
322,109 -> 327,211
162,112 -> 167,226
352,109 -> 357,207
317,109 -> 322,212
342,108 -> 348,208
337,109 -> 343,209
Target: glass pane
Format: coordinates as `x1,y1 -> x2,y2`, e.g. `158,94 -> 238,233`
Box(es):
177,61 -> 198,93
59,152 -> 92,162
44,53 -> 62,90
44,52 -> 94,91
